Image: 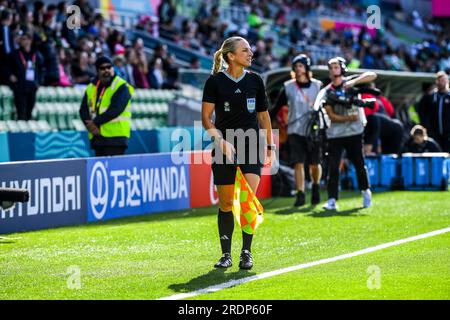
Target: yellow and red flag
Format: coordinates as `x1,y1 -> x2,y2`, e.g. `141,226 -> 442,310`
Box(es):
232,167 -> 264,234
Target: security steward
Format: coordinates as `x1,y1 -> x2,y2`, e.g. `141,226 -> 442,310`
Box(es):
79,56 -> 134,156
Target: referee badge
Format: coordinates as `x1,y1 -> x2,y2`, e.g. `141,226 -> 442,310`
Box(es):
224,101 -> 230,112
246,98 -> 256,112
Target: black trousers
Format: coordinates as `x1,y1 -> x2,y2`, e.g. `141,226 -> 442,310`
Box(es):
327,134 -> 370,200
432,134 -> 450,153
13,87 -> 37,120
94,146 -> 126,157
364,114 -> 404,154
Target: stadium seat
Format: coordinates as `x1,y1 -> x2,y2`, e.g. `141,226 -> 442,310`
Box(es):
0,120 -> 53,132
0,120 -> 8,132
72,119 -> 87,131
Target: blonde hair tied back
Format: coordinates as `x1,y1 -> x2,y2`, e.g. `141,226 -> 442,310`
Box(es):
211,36 -> 247,75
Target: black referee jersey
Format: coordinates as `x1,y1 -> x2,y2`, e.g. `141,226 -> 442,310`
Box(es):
202,70 -> 268,135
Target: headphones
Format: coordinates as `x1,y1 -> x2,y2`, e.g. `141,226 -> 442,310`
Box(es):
327,56 -> 348,76
292,54 -> 311,72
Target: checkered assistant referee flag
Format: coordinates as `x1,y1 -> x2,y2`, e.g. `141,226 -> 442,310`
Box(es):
232,167 -> 264,235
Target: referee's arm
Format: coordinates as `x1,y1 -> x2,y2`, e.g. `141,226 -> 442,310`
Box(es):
201,102 -> 222,140
257,111 -> 273,147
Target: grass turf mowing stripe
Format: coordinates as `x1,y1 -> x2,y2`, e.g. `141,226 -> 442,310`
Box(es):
159,226 -> 450,300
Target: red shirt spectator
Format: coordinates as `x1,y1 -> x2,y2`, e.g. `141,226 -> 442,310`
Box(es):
362,93 -> 395,117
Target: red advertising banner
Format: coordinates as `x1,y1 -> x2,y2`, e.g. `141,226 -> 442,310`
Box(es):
189,151 -> 272,209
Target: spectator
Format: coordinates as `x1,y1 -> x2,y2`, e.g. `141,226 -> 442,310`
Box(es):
402,125 -> 442,153
8,30 -> 44,120
132,48 -> 149,89
56,1 -> 67,25
45,4 -> 58,30
132,37 -> 145,58
159,17 -> 178,42
113,54 -> 126,78
345,51 -> 361,69
95,27 -> 111,56
157,0 -> 176,26
106,30 -> 126,56
164,53 -> 179,89
0,9 -> 14,85
416,82 -> 435,127
122,48 -> 136,86
56,46 -> 72,86
32,1 -> 45,28
420,71 -> 450,152
190,56 -> 200,70
439,51 -> 450,74
71,51 -> 95,85
362,83 -> 404,155
72,0 -> 94,23
37,12 -> 60,85
136,15 -> 159,38
61,6 -> 83,49
153,43 -> 169,69
148,57 -> 164,89
289,18 -> 302,45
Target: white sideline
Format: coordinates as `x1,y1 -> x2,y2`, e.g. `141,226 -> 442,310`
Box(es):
159,226 -> 450,300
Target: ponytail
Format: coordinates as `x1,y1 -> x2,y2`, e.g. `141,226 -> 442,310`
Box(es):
211,36 -> 248,75
212,49 -> 223,75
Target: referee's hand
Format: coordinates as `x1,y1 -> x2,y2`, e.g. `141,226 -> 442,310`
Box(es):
264,149 -> 274,166
219,139 -> 236,164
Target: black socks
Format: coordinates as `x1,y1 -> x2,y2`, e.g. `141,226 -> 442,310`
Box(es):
218,209 -> 254,254
218,209 -> 234,254
242,231 -> 253,252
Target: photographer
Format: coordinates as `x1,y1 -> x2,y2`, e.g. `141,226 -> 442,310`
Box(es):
320,57 -> 377,210
401,125 -> 442,153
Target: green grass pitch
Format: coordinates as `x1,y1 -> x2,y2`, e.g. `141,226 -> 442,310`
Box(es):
1,191 -> 449,300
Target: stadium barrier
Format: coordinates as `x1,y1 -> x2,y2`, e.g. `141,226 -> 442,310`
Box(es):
0,132 -> 9,162
0,158 -> 87,234
1,127 -> 211,162
342,153 -> 450,191
0,151 -> 272,234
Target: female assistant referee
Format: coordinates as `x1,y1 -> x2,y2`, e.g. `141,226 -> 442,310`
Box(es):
201,36 -> 274,270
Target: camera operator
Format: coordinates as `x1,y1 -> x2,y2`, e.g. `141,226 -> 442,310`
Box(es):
320,57 -> 377,210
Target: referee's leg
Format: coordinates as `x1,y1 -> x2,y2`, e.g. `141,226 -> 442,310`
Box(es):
216,184 -> 235,255
241,173 -> 260,269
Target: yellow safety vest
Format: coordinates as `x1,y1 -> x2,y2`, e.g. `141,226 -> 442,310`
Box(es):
85,75 -> 134,139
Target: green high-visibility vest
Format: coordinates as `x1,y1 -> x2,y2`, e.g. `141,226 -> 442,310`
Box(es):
86,75 -> 134,140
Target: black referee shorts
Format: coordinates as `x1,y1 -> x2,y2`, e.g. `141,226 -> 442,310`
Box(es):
288,134 -> 321,165
211,142 -> 263,185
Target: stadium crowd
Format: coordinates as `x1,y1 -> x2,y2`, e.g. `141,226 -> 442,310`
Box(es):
0,0 -> 180,91
1,0 -> 448,88
155,0 -> 450,74
0,0 -> 448,153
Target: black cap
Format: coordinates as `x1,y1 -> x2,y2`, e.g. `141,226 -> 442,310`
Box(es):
292,54 -> 311,71
95,56 -> 113,69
